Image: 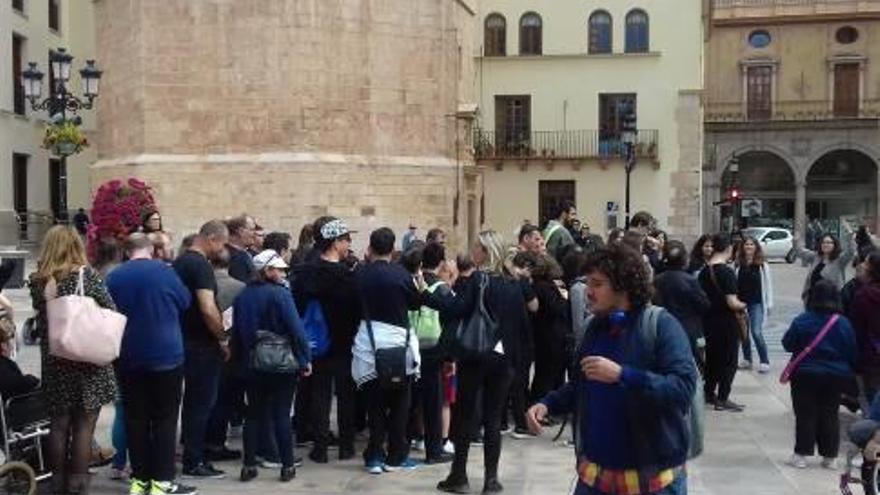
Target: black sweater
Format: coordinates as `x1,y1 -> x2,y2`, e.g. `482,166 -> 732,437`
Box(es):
291,258 -> 361,359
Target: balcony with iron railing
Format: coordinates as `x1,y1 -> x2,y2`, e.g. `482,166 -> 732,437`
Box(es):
473,129 -> 659,162
712,0 -> 879,21
705,99 -> 880,124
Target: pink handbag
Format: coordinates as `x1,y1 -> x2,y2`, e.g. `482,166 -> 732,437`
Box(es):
780,314 -> 840,384
44,266 -> 126,366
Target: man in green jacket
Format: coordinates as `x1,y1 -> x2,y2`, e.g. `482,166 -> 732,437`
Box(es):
544,200 -> 577,261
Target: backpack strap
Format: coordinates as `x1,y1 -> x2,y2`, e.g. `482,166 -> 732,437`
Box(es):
543,223 -> 563,243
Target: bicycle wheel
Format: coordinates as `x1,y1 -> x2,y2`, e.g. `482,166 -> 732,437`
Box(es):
0,462 -> 35,495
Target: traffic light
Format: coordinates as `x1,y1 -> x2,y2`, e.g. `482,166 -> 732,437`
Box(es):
728,186 -> 740,202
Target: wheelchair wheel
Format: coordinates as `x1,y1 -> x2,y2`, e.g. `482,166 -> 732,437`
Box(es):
862,460 -> 880,495
0,461 -> 35,495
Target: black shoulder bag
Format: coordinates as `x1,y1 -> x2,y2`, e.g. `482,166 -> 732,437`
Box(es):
363,299 -> 410,390
249,294 -> 299,374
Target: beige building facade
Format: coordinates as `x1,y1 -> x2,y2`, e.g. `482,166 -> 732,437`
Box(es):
704,0 -> 880,242
473,0 -> 704,243
91,0 -> 480,251
0,0 -> 96,246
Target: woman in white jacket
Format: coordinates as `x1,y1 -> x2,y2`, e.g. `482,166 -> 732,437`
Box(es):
735,236 -> 774,373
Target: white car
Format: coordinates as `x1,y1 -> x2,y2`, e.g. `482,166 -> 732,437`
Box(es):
741,227 -> 796,263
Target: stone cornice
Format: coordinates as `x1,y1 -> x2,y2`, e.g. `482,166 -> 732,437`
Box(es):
91,152 -> 463,169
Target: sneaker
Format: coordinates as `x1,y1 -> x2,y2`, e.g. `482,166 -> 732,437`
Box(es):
382,458 -> 420,472
471,435 -> 484,447
259,459 -> 282,469
205,447 -> 241,462
714,400 -> 745,412
443,440 -> 455,454
293,456 -> 304,468
821,457 -> 838,470
758,363 -> 771,374
365,459 -> 383,475
150,481 -> 198,495
411,439 -> 425,452
228,425 -> 243,438
510,428 -> 537,440
500,424 -> 513,435
739,360 -> 753,370
181,464 -> 225,480
110,466 -> 130,481
788,454 -> 808,469
129,479 -> 149,495
424,452 -> 454,465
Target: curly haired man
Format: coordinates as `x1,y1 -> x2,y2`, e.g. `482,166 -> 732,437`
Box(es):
527,244 -> 698,495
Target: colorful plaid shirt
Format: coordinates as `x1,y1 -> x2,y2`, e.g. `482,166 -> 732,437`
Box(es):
577,458 -> 683,495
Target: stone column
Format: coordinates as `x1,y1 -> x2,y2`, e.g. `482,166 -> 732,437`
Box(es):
795,179 -> 807,247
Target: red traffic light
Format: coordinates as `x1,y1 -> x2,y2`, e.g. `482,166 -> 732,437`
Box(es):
730,188 -> 739,200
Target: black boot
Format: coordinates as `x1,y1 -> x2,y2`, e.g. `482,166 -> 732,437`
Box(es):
280,466 -> 296,482
240,466 -> 258,482
483,477 -> 504,493
309,445 -> 328,464
437,475 -> 470,494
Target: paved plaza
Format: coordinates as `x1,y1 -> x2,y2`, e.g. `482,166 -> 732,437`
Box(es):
1,262 -> 853,494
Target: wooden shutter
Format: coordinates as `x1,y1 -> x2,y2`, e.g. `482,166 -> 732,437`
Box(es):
747,66 -> 773,120
834,63 -> 860,118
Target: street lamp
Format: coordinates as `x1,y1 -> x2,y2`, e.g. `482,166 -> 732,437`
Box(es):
621,110 -> 637,229
21,47 -> 102,223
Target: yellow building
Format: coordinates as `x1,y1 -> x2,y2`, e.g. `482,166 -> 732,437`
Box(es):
474,0 -> 704,242
704,0 -> 880,241
0,0 -> 97,246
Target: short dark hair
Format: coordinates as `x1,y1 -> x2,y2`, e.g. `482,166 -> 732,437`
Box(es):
561,248 -> 590,286
369,227 -> 396,256
622,231 -> 645,253
263,232 -> 291,253
426,228 -> 445,243
422,241 -> 445,270
711,232 -> 732,254
807,279 -> 842,314
582,244 -> 653,307
400,244 -> 424,274
663,240 -> 688,271
225,215 -> 249,237
552,200 -> 576,220
868,250 -> 880,283
630,211 -> 655,229
518,224 -> 541,244
511,250 -> 539,271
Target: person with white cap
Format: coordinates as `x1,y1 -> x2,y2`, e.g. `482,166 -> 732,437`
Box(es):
232,249 -> 312,483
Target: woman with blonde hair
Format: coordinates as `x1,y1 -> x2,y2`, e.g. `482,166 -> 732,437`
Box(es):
433,230 -> 531,493
28,226 -> 117,495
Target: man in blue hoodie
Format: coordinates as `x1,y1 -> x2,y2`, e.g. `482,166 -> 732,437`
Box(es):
527,245 -> 697,495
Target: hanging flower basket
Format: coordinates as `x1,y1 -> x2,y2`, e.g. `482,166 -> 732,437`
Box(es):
42,122 -> 89,157
86,178 -> 158,263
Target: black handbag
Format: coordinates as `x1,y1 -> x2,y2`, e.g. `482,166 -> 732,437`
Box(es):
363,302 -> 410,391
249,298 -> 298,374
453,272 -> 499,361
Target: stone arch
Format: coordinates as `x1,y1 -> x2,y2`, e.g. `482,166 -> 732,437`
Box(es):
805,142 -> 880,177
717,144 -> 799,180
804,147 -> 879,233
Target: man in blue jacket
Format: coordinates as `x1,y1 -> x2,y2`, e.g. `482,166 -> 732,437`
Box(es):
107,233 -> 195,495
527,245 -> 698,495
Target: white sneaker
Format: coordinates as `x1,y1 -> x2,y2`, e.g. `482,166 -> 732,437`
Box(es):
788,454 -> 808,469
739,360 -> 753,370
758,363 -> 771,374
443,440 -> 455,454
821,457 -> 838,470
411,440 -> 425,452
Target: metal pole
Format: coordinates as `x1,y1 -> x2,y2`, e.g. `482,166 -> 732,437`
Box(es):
58,156 -> 67,224
624,141 -> 634,229
625,167 -> 632,229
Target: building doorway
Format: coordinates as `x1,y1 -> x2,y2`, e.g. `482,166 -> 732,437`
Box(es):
806,149 -> 877,237
539,180 -> 575,228
12,154 -> 28,237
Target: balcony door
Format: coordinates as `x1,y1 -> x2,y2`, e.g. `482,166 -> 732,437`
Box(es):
539,180 -> 575,228
746,66 -> 773,120
834,63 -> 860,118
12,154 -> 27,235
495,95 -> 531,154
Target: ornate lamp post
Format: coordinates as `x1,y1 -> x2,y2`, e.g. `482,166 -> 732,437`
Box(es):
621,110 -> 637,229
20,47 -> 102,223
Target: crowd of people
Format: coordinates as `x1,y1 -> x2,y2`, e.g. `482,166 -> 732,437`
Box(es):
3,201 -> 880,495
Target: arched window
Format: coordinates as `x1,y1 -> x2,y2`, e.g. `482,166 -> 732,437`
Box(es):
484,14 -> 506,56
625,9 -> 649,53
589,10 -> 612,54
520,12 -> 542,55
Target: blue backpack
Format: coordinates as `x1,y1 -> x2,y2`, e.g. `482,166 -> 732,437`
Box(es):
302,299 -> 331,359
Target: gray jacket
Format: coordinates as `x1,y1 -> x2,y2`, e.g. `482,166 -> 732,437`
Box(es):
215,269 -> 245,312
797,237 -> 854,298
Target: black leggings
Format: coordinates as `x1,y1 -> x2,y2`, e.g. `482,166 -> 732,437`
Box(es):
48,408 -> 100,494
792,373 -> 844,458
705,321 -> 739,402
448,356 -> 514,482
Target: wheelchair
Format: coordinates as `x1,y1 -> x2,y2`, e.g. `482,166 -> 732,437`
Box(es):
841,420 -> 880,495
0,390 -> 51,494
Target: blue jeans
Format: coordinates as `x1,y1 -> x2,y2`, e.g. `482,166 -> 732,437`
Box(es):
243,373 -> 298,468
111,399 -> 127,469
182,346 -> 223,469
742,303 -> 769,365
574,473 -> 687,495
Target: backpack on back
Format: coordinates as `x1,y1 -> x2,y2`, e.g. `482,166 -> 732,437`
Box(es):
408,281 -> 445,350
302,299 -> 331,359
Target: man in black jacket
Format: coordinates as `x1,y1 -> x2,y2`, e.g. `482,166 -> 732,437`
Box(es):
653,240 -> 711,369
291,217 -> 361,463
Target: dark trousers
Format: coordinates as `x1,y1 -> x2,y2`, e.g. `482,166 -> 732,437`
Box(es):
791,372 -> 844,458
182,346 -> 223,469
363,378 -> 412,466
704,323 -> 739,402
531,348 -> 566,405
243,373 -> 298,468
205,362 -> 245,449
450,356 -> 514,481
120,366 -> 183,483
509,356 -> 532,430
309,355 -> 357,451
294,372 -> 314,442
410,351 -> 444,458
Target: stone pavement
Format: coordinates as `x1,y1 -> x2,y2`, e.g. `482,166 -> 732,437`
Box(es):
0,263 -> 855,494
